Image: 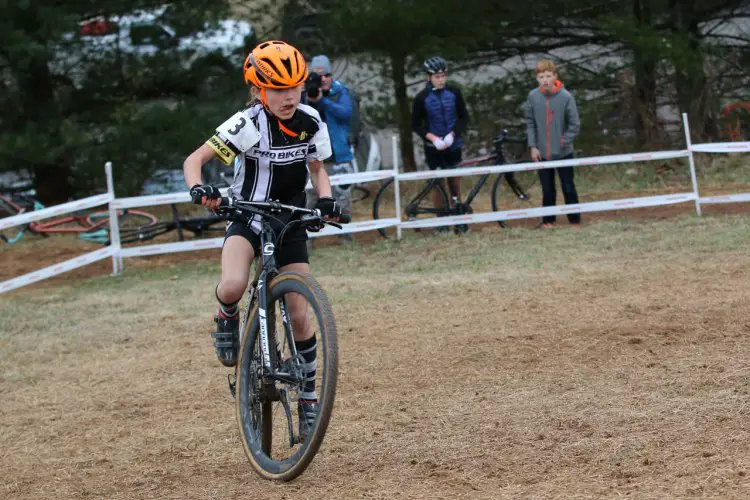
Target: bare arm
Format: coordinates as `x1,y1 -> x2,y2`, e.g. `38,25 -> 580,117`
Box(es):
183,143 -> 220,209
308,159 -> 332,198
183,143 -> 217,187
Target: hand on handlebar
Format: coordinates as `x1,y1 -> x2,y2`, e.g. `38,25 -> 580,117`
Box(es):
314,196 -> 342,221
189,184 -> 221,210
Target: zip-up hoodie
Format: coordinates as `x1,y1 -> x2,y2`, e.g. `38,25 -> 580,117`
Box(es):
525,80 -> 580,160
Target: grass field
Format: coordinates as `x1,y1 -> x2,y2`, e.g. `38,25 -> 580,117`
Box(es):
1,212 -> 749,499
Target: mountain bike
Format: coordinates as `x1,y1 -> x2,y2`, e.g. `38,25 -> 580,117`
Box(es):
0,194 -> 44,243
0,193 -> 159,244
196,195 -> 350,481
80,204 -> 226,245
372,130 -> 533,238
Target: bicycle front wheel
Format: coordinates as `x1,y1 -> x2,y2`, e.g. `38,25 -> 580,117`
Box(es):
490,169 -> 536,227
236,272 -> 338,481
86,209 -> 159,231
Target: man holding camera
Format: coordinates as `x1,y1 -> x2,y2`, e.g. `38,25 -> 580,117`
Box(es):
304,54 -> 355,245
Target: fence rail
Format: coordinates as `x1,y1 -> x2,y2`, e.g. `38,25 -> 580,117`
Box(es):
2,114 -> 749,294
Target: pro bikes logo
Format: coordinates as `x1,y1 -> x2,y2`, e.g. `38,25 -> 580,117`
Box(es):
207,135 -> 235,165
250,145 -> 307,161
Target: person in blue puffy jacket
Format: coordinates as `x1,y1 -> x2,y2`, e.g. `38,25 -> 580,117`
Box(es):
412,56 -> 470,212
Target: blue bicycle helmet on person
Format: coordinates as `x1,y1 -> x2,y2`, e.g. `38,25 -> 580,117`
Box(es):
423,56 -> 447,74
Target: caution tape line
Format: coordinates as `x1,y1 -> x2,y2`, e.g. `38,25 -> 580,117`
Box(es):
110,188 -> 231,209
328,169 -> 396,187
119,238 -> 224,258
700,192 -> 750,204
398,150 -> 690,182
400,192 -> 697,229
308,218 -> 400,238
691,142 -> 750,153
0,193 -> 112,231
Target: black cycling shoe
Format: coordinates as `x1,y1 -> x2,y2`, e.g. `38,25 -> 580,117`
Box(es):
298,400 -> 319,441
213,313 -> 239,367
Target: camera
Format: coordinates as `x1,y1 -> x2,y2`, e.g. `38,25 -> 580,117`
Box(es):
305,71 -> 322,99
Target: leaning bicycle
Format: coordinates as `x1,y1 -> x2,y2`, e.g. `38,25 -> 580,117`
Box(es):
195,195 -> 349,481
372,130 -> 533,239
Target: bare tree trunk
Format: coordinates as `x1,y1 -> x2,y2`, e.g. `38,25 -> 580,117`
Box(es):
390,51 -> 416,172
671,0 -> 716,140
632,0 -> 659,146
14,7 -> 73,205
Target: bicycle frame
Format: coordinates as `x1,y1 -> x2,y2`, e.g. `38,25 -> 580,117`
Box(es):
406,152 -> 505,217
238,217 -> 302,390
31,214 -> 104,233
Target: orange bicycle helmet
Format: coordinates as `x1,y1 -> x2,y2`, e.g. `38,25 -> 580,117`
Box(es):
244,40 -> 308,89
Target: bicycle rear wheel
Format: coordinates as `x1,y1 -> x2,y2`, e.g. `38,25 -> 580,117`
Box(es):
236,272 -> 338,481
490,167 -> 536,227
372,178 -> 449,239
350,185 -> 370,203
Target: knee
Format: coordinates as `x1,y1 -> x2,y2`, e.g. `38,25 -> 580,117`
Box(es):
561,182 -> 577,195
286,294 -> 308,321
218,279 -> 248,303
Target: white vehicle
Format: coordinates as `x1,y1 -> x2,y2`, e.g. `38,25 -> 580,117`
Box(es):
56,6 -> 254,84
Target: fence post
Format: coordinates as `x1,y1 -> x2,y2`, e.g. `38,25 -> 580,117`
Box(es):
682,112 -> 702,216
391,134 -> 402,240
104,161 -> 123,275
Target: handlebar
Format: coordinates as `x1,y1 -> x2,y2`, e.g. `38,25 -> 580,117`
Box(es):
493,129 -> 526,145
192,195 -> 351,227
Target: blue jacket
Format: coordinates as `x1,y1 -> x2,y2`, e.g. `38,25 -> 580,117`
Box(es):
315,80 -> 354,164
412,83 -> 469,151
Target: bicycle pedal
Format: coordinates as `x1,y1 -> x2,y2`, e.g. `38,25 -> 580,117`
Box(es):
227,373 -> 236,399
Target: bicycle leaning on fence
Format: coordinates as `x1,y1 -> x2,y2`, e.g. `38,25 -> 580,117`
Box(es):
371,129 -> 534,238
195,195 -> 350,481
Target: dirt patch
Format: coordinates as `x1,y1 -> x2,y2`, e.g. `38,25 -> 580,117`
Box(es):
1,217 -> 748,498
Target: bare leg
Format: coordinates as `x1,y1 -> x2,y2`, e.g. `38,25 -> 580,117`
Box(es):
278,262 -> 313,342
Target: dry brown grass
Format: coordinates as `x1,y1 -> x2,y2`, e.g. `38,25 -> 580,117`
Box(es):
1,214 -> 749,499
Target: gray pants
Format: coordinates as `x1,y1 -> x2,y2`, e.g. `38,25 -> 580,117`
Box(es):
306,161 -> 353,215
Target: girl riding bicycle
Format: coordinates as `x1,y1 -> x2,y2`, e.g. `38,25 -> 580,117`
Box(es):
183,40 -> 342,434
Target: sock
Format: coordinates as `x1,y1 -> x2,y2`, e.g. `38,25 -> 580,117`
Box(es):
295,336 -> 317,402
215,284 -> 238,319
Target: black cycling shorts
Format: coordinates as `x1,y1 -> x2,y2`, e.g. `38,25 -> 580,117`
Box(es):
425,147 -> 463,170
225,220 -> 309,268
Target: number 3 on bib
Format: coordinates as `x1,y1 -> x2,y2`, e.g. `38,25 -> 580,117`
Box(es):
207,111 -> 262,165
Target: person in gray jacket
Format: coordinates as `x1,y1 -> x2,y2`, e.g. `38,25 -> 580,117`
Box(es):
525,59 -> 581,228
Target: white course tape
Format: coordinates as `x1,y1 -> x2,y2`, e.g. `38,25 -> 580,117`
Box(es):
113,170 -> 396,210
0,193 -> 112,231
691,142 -> 750,153
119,218 -> 400,253
308,217 -> 401,238
111,187 -> 230,209
119,237 -> 224,258
700,192 -> 750,204
328,169 -> 395,187
0,246 -> 118,294
400,192 -> 697,229
398,149 -> 690,182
